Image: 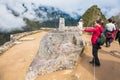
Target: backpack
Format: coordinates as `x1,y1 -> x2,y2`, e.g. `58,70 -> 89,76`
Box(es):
97,33 -> 106,45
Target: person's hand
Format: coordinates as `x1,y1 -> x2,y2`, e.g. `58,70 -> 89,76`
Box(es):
80,28 -> 84,31
77,27 -> 84,31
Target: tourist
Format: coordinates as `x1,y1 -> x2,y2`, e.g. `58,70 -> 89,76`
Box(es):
105,18 -> 116,47
115,29 -> 120,45
112,21 -> 119,40
82,20 -> 103,67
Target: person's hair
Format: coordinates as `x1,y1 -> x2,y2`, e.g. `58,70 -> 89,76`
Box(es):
96,19 -> 101,24
108,18 -> 112,22
112,20 -> 115,23
98,19 -> 104,26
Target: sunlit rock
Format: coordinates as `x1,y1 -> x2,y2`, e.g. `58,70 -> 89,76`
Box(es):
25,27 -> 85,80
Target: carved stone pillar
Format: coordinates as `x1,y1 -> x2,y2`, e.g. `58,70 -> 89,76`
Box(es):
59,18 -> 65,31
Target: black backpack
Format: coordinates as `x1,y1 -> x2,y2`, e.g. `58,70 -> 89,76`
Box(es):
97,33 -> 106,45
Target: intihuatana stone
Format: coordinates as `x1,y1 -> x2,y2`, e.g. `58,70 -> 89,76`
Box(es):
25,27 -> 85,80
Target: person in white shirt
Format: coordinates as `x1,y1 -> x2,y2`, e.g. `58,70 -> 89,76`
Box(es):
105,18 -> 116,47
106,20 -> 116,32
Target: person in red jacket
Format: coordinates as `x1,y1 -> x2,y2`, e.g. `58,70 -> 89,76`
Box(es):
83,20 -> 103,67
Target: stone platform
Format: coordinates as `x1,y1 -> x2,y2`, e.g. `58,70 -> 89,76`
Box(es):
25,28 -> 85,80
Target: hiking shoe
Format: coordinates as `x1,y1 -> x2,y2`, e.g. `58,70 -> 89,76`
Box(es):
93,64 -> 100,67
89,61 -> 94,64
106,45 -> 109,47
98,46 -> 101,49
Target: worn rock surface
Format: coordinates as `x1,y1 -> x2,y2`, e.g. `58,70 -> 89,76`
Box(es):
25,29 -> 85,80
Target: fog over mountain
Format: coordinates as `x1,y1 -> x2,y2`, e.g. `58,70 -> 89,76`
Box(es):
0,0 -> 120,32
0,0 -> 80,32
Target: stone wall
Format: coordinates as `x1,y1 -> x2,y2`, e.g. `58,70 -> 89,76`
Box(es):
0,40 -> 15,54
0,29 -> 46,54
10,30 -> 43,41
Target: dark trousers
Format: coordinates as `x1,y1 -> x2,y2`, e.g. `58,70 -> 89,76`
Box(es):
106,38 -> 112,46
105,31 -> 113,46
92,44 -> 100,65
118,37 -> 120,45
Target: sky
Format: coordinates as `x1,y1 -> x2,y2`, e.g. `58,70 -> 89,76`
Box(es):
0,0 -> 120,32
37,0 -> 120,18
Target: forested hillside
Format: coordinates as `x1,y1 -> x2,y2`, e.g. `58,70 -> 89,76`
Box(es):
82,5 -> 107,27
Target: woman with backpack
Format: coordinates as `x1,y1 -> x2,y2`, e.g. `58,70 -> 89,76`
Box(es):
82,20 -> 103,67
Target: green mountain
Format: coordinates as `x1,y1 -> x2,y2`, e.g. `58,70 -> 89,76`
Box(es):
111,13 -> 120,28
82,5 -> 107,27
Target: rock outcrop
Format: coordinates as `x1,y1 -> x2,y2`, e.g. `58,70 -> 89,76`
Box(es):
25,27 -> 85,80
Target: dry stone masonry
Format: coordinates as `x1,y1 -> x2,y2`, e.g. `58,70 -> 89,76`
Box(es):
0,30 -> 43,54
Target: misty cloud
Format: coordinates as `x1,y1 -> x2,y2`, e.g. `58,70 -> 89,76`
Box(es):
0,0 -> 120,32
0,4 -> 25,32
38,0 -> 120,18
